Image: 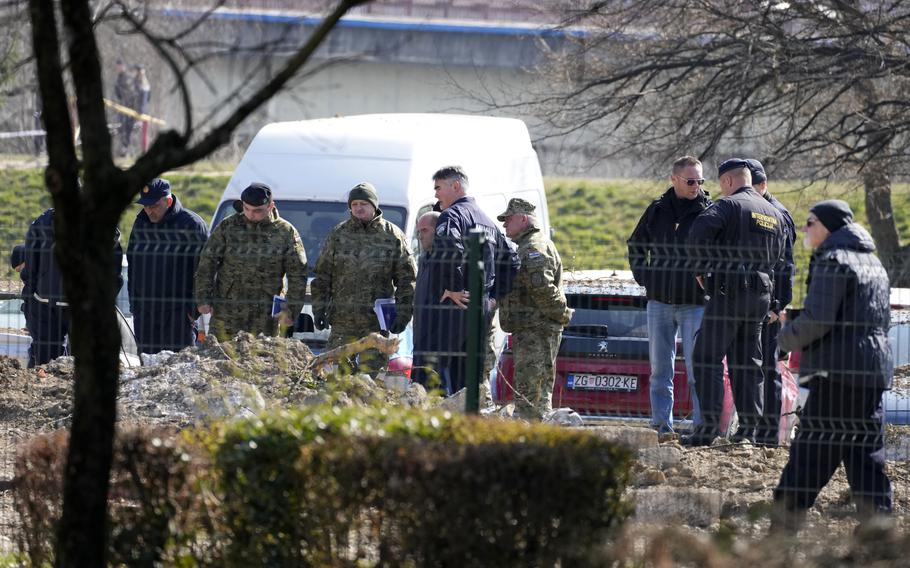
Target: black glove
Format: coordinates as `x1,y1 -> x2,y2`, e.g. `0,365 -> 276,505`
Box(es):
314,313 -> 328,331
389,317 -> 408,334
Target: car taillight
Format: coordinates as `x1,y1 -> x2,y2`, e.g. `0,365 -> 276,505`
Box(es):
506,334 -> 513,349
388,356 -> 412,379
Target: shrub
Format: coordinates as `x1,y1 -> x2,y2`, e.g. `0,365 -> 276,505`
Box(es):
209,405 -> 634,566
12,426 -> 204,567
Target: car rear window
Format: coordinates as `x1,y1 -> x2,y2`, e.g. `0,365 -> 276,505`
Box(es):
566,294 -> 648,338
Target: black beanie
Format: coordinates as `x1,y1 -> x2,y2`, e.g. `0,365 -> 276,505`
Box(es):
810,199 -> 854,232
241,182 -> 272,206
348,182 -> 379,210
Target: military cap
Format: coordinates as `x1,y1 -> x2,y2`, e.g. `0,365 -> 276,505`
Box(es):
745,159 -> 767,183
348,182 -> 379,210
9,244 -> 25,269
496,198 -> 536,221
137,178 -> 171,205
810,199 -> 853,232
241,182 -> 273,206
717,158 -> 750,177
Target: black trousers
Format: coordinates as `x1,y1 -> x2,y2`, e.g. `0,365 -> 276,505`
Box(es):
26,301 -> 69,367
134,309 -> 197,355
755,318 -> 783,443
774,381 -> 891,513
692,289 -> 769,435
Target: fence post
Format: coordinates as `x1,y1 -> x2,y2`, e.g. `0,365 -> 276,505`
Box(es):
465,228 -> 486,414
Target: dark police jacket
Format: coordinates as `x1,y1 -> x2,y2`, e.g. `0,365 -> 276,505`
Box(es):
25,208 -> 124,304
687,186 -> 786,295
779,223 -> 892,389
417,196 -> 518,351
627,187 -> 711,305
764,191 -> 796,311
127,194 -> 208,316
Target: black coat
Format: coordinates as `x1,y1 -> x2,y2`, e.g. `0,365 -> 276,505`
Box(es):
127,195 -> 208,318
779,223 -> 892,389
764,191 -> 796,311
687,186 -> 786,294
627,187 -> 711,305
414,196 -> 518,353
26,208 -> 123,303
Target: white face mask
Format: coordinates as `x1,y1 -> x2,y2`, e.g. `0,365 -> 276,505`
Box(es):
803,234 -> 814,249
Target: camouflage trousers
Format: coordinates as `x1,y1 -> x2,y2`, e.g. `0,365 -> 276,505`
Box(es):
511,324 -> 562,420
328,326 -> 388,376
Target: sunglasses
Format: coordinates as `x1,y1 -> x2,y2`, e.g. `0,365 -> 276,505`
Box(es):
805,218 -> 818,227
677,176 -> 706,186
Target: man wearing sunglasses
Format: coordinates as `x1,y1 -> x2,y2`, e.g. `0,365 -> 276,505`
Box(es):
628,155 -> 712,436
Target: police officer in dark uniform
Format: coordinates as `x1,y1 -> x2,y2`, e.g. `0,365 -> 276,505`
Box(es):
421,165 -> 519,395
745,159 -> 796,446
683,159 -> 786,446
24,208 -> 125,367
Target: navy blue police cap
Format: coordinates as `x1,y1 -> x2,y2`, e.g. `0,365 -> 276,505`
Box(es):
10,244 -> 25,269
745,159 -> 767,183
717,158 -> 750,177
137,178 -> 171,205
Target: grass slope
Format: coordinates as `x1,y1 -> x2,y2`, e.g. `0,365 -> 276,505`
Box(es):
0,169 -> 229,256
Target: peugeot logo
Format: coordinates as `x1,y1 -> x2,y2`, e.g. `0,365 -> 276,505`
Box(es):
598,340 -> 609,353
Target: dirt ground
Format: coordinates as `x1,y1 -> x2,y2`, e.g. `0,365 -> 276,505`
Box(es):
1,338 -> 909,561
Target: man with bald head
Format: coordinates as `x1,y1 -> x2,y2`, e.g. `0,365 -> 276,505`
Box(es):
683,158 -> 787,446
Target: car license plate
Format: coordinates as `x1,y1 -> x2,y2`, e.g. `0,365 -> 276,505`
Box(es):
567,373 -> 638,392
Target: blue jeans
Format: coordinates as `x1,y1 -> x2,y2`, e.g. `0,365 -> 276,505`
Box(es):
647,300 -> 704,430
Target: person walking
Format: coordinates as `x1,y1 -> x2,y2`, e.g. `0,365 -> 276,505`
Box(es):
127,178 -> 208,354
772,200 -> 892,528
628,155 -> 712,434
311,182 -> 416,374
194,182 -> 307,340
497,198 -> 572,419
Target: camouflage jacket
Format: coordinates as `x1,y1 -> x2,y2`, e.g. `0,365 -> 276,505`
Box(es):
194,209 -> 308,334
311,211 -> 416,331
499,226 -> 571,332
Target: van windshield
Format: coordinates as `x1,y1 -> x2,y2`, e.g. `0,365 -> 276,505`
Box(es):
212,200 -> 407,274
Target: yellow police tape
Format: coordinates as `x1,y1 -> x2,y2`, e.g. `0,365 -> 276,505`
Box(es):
102,98 -> 166,126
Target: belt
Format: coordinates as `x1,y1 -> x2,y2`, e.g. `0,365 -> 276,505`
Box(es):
33,292 -> 69,307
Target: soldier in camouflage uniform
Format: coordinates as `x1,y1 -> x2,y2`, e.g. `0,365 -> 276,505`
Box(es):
497,198 -> 572,420
195,183 -> 308,340
311,182 -> 416,374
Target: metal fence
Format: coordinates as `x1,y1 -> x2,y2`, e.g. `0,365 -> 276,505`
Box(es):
1,220 -> 909,555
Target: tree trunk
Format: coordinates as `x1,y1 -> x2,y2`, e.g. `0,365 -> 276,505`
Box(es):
54,204 -> 123,567
862,164 -> 908,287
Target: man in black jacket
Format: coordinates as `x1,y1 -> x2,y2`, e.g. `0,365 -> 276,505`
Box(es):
773,200 -> 892,527
745,159 -> 796,446
25,208 -> 124,367
418,166 -> 519,396
684,159 -> 786,446
127,178 -> 208,354
628,156 -> 712,435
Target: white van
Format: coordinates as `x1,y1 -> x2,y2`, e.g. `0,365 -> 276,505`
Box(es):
211,113 -> 549,261
210,113 -> 548,357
